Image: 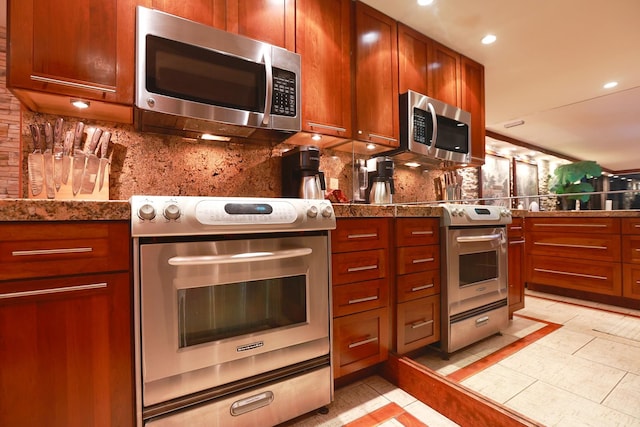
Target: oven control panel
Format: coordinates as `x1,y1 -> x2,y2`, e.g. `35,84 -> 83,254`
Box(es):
441,203 -> 511,226
130,196 -> 336,237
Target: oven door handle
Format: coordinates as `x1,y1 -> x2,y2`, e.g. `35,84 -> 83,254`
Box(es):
167,248 -> 312,266
456,233 -> 502,243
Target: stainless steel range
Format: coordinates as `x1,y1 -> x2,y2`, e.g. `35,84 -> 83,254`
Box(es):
130,196 -> 336,426
440,203 -> 512,356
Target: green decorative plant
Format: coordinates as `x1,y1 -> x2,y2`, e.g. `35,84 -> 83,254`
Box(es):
550,160 -> 602,203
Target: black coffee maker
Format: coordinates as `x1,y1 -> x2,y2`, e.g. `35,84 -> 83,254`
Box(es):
366,157 -> 395,204
281,146 -> 326,199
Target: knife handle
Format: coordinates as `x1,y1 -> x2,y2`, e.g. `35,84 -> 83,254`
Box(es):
99,131 -> 111,158
85,128 -> 103,154
54,118 -> 64,145
63,131 -> 74,156
30,124 -> 41,152
44,122 -> 53,151
74,122 -> 85,151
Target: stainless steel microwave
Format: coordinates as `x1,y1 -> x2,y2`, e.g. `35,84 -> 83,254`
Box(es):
134,6 -> 301,140
390,90 -> 471,165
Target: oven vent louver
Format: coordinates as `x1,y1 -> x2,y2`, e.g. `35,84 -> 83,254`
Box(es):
450,298 -> 508,324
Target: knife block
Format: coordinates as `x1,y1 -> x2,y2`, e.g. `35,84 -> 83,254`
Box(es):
27,154 -> 110,200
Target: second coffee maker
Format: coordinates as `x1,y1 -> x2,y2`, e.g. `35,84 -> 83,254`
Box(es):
281,146 -> 326,199
366,157 -> 395,204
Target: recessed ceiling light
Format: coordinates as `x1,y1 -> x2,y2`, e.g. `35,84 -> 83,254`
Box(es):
417,0 -> 434,5
481,34 -> 497,45
603,81 -> 618,89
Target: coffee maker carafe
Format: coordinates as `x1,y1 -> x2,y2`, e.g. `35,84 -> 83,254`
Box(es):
366,157 -> 395,204
281,146 -> 326,199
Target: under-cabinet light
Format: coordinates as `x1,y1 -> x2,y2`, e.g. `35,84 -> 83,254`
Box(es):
71,99 -> 90,109
200,134 -> 231,142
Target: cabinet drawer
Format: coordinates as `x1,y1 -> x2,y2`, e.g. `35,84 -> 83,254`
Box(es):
396,245 -> 439,275
526,217 -> 620,234
527,255 -> 622,296
395,218 -> 439,247
331,218 -> 390,253
622,235 -> 640,264
623,264 -> 640,300
507,217 -> 525,240
333,279 -> 388,317
396,295 -> 440,354
0,222 -> 130,281
622,218 -> 640,235
333,307 -> 389,378
396,270 -> 440,303
332,249 -> 387,285
526,233 -> 621,262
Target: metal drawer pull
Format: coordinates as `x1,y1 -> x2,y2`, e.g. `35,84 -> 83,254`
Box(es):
347,265 -> 378,272
411,230 -> 433,235
411,283 -> 434,292
348,336 -> 378,349
457,234 -> 501,243
411,319 -> 434,329
412,257 -> 434,264
30,75 -> 116,93
510,226 -> 523,230
168,248 -> 312,266
12,247 -> 93,256
534,268 -> 607,280
347,233 -> 378,239
534,223 -> 607,228
509,240 -> 526,244
0,282 -> 107,300
230,391 -> 274,416
348,295 -> 378,304
307,122 -> 347,133
476,316 -> 490,326
367,133 -> 397,143
534,242 -> 607,250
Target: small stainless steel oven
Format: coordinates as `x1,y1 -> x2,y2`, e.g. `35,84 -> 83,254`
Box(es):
131,196 -> 335,426
440,204 -> 511,355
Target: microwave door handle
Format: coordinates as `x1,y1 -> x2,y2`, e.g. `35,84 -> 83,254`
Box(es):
262,49 -> 273,126
427,102 -> 438,152
168,247 -> 312,266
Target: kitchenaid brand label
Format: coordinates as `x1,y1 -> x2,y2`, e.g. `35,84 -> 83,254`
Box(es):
237,341 -> 264,352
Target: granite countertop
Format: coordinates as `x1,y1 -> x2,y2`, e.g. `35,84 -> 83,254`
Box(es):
1,199 -> 639,222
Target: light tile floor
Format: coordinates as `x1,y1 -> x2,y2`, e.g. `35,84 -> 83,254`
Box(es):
284,291 -> 640,426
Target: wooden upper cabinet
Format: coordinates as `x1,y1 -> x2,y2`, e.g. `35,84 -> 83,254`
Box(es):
295,0 -> 352,138
353,1 -> 399,147
398,23 -> 430,95
430,41 -> 461,107
226,0 -> 295,50
149,0 -> 226,28
7,0 -> 137,106
461,55 -> 486,166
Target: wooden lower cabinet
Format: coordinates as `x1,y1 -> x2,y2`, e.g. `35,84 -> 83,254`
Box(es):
0,221 -> 133,427
333,307 -> 390,378
507,217 -> 525,317
623,264 -> 640,300
331,218 -> 391,379
396,295 -> 439,354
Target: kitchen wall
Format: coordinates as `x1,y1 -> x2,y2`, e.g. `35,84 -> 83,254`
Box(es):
0,26 -> 21,199
3,26 -> 479,203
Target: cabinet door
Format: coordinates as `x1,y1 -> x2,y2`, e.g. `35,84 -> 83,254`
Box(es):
226,0 -> 295,50
295,0 -> 352,138
353,2 -> 399,147
461,55 -> 486,166
430,41 -> 461,107
8,0 -> 137,105
0,272 -> 133,427
398,23 -> 430,95
150,0 -> 226,28
623,264 -> 640,300
396,295 -> 439,354
508,238 -> 525,316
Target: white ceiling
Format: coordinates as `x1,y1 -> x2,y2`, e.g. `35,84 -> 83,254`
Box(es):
361,0 -> 640,173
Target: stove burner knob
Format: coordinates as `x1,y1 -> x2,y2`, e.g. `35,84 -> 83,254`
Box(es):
307,206 -> 319,218
164,204 -> 181,220
320,205 -> 334,218
138,204 -> 156,221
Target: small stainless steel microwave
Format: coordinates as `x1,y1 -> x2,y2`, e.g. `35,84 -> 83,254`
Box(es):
135,6 -> 301,140
390,90 -> 471,165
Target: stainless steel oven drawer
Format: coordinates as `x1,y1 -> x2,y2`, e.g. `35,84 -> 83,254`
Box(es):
145,366 -> 331,427
445,299 -> 508,353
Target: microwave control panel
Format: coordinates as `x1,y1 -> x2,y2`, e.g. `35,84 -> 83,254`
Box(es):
272,68 -> 297,117
412,107 -> 433,146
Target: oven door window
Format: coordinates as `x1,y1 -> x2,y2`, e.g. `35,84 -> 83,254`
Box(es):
178,274 -> 307,348
459,250 -> 498,287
